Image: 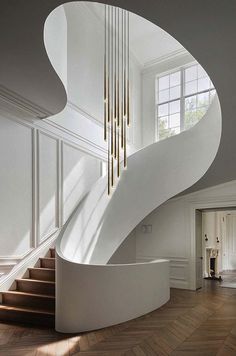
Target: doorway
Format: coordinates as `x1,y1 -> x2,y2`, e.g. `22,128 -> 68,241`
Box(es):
195,208 -> 236,289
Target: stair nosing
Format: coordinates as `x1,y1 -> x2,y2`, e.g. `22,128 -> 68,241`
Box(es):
2,291 -> 55,299
0,304 -> 55,315
28,267 -> 55,271
16,278 -> 55,284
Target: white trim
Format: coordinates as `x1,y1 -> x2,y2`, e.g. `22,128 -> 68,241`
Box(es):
32,128 -> 38,248
0,85 -> 52,118
142,49 -> 190,74
0,99 -> 107,161
43,117 -> 107,160
0,249 -> 34,261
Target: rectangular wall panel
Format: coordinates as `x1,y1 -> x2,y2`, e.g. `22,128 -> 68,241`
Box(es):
0,117 -> 32,257
38,132 -> 59,242
62,142 -> 101,223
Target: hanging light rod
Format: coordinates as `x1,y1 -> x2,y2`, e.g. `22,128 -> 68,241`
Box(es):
104,5 -> 130,195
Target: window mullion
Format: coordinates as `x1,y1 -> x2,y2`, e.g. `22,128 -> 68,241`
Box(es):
156,77 -> 160,141
180,67 -> 185,131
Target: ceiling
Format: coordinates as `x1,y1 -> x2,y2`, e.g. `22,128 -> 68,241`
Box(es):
86,2 -> 184,67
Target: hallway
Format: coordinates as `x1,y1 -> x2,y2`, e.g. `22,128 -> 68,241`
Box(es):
0,274 -> 236,355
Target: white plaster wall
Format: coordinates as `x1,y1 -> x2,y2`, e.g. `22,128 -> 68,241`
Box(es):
0,117 -> 32,258
108,229 -> 136,264
44,5 -> 67,92
62,142 -> 101,223
38,132 -> 59,240
134,180 -> 236,289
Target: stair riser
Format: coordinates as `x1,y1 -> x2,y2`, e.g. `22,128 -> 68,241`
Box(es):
29,269 -> 55,282
17,281 -> 55,296
2,294 -> 55,311
50,249 -> 55,258
0,309 -> 54,327
40,258 -> 55,269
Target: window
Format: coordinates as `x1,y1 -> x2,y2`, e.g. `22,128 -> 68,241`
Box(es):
156,63 -> 216,141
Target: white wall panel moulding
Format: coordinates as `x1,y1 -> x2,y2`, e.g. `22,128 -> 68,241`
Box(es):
0,85 -> 52,118
142,48 -> 190,73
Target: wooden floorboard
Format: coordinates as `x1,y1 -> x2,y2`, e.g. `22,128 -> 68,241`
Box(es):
0,272 -> 236,355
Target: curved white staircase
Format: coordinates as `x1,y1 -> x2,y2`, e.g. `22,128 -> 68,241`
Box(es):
56,95 -> 221,333
0,1 -> 223,333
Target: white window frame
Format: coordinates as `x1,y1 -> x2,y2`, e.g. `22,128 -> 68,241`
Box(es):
155,62 -> 215,141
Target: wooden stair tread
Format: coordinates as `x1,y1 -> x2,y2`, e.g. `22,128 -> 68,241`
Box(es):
0,304 -> 54,315
28,267 -> 55,271
16,278 -> 55,284
0,248 -> 56,327
2,291 -> 55,299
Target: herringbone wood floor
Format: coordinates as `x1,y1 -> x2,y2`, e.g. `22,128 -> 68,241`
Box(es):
0,274 -> 236,356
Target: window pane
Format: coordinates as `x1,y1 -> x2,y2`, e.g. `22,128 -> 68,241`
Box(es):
185,107 -> 207,130
185,65 -> 197,82
158,127 -> 176,140
170,113 -> 180,128
169,85 -> 180,100
159,89 -> 169,103
170,100 -> 180,114
198,77 -> 210,92
159,116 -> 168,129
185,110 -> 197,129
197,64 -> 208,79
170,71 -> 181,87
159,75 -> 169,90
197,92 -> 209,107
158,103 -> 168,117
185,95 -> 197,111
185,80 -> 197,95
172,127 -> 180,135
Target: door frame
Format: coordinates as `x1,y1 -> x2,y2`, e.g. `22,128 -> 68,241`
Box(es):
195,209 -> 203,289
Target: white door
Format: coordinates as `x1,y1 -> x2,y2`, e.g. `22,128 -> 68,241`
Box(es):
196,210 -> 203,289
226,214 -> 236,270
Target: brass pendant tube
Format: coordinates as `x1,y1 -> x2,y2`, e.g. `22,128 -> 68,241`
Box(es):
104,5 -> 107,141
104,6 -> 130,193
121,10 -> 124,149
124,117 -> 127,168
127,12 -> 130,126
111,7 -> 114,157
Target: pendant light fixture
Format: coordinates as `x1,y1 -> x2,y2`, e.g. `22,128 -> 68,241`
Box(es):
104,5 -> 130,195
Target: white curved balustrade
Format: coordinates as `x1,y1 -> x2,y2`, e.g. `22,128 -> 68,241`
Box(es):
56,231 -> 169,333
